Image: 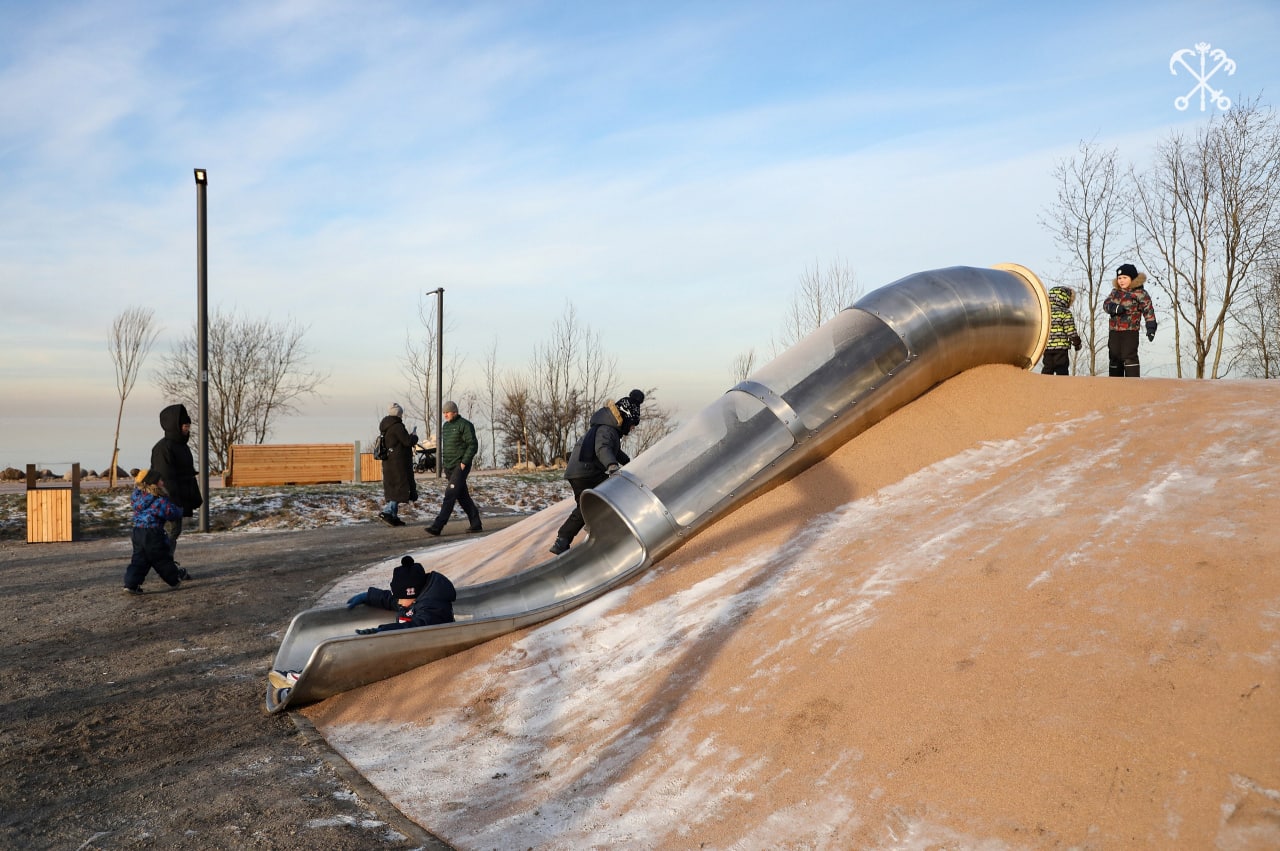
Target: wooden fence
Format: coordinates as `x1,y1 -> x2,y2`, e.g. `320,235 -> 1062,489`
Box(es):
359,453 -> 382,482
225,443 -> 367,487
26,463 -> 80,543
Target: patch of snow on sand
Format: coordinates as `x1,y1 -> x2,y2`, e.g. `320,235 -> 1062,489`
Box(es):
325,420 -> 1137,847
321,399 -> 1280,849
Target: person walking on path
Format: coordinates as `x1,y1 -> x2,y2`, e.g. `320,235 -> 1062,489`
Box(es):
1103,263 -> 1157,377
1040,285 -> 1083,375
123,469 -> 188,594
550,389 -> 645,556
377,403 -> 418,527
148,403 -> 203,558
425,401 -> 482,535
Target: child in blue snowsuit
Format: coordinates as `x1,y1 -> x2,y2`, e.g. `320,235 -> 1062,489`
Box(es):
123,469 -> 189,594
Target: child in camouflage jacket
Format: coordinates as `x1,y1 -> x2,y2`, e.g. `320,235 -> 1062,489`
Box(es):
1103,263 -> 1157,377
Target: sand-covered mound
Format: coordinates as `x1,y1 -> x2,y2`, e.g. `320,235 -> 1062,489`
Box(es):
306,365 -> 1280,849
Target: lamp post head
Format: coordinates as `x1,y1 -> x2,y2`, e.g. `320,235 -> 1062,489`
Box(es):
193,169 -> 208,185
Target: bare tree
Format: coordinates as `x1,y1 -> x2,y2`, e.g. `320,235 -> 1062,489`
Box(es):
1229,266 -> 1280,377
525,303 -> 617,462
530,313 -> 580,464
108,307 -> 160,487
399,293 -> 465,443
775,259 -> 861,351
156,310 -> 326,471
496,302 -> 686,466
1132,100 -> 1280,377
628,387 -> 678,454
1040,139 -> 1125,375
732,349 -> 756,382
481,338 -> 500,467
495,373 -> 537,467
400,294 -> 438,442
576,321 -> 618,435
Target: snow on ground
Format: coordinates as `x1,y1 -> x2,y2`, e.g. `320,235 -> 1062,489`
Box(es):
306,367 -> 1280,850
0,472 -> 566,540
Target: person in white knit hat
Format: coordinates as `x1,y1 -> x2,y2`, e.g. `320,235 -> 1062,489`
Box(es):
377,402 -> 418,526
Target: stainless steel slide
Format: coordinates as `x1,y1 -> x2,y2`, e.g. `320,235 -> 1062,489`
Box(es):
266,264 -> 1049,712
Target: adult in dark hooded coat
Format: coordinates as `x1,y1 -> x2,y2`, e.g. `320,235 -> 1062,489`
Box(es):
148,403 -> 203,559
549,389 -> 645,555
378,403 -> 418,526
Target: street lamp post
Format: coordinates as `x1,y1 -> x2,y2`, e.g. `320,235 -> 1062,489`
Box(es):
193,168 -> 210,532
429,288 -> 444,477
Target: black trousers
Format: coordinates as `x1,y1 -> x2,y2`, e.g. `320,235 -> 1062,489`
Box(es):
124,526 -> 182,588
1040,349 -> 1071,375
164,516 -> 183,557
1108,329 -> 1140,377
431,465 -> 480,530
555,472 -> 608,543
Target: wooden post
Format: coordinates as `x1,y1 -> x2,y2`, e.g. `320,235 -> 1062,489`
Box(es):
70,463 -> 81,541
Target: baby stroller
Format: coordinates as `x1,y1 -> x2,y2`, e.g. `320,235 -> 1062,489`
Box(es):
413,441 -> 437,473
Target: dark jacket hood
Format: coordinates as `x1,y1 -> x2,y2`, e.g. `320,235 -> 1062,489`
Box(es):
159,404 -> 191,441
589,400 -> 626,432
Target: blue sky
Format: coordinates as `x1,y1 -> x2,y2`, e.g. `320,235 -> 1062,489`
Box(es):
2,0 -> 1277,470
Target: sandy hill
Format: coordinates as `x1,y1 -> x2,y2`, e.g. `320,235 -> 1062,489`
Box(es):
306,365 -> 1280,850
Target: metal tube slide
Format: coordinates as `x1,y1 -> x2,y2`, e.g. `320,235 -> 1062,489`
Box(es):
266,264 -> 1048,712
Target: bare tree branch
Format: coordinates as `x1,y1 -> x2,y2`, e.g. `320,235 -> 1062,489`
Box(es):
1131,99 -> 1280,377
155,310 -> 327,471
1039,139 -> 1125,375
108,307 -> 160,487
775,258 -> 861,352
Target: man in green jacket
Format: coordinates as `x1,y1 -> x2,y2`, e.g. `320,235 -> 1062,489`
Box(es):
425,401 -> 482,535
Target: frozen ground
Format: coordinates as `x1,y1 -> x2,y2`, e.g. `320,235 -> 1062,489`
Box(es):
0,470 -> 566,540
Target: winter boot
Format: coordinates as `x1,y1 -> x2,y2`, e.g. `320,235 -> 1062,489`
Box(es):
549,537 -> 570,556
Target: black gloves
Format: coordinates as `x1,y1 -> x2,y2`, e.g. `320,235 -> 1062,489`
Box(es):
1069,333 -> 1082,352
1104,302 -> 1122,316
356,627 -> 379,635
605,463 -> 620,475
346,591 -> 368,609
1146,321 -> 1157,341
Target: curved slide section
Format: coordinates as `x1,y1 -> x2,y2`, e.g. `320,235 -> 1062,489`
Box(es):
266,264 -> 1048,712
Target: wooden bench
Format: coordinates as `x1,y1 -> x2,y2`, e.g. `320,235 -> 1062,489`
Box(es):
26,463 -> 80,543
225,444 -> 362,487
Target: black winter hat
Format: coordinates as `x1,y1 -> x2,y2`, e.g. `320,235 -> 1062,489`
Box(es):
391,556 -> 428,599
1116,263 -> 1139,279
614,389 -> 645,427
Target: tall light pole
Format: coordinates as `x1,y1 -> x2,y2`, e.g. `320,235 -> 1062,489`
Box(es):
193,168 -> 210,532
429,287 -> 444,477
